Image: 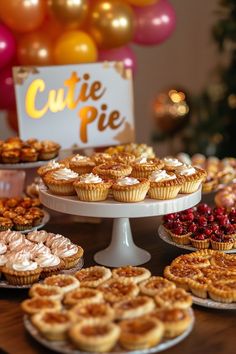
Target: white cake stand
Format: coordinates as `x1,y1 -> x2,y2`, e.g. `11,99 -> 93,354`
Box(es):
39,187 -> 201,267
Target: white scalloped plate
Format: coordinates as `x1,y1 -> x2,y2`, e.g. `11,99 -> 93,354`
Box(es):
0,158 -> 58,170
192,295 -> 236,310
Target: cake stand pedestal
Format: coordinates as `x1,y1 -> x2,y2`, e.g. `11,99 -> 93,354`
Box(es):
39,187 -> 201,267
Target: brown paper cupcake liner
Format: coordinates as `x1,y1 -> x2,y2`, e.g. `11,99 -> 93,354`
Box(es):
148,185 -> 181,200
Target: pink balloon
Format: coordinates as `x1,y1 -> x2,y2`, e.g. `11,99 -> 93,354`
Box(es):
0,66 -> 16,110
0,23 -> 16,69
99,46 -> 137,74
133,0 -> 176,46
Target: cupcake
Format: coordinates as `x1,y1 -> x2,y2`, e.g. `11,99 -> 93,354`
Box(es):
93,163 -> 132,180
52,243 -> 84,269
175,164 -> 206,193
131,156 -> 164,178
38,140 -> 60,160
112,177 -> 150,202
148,170 -> 183,200
37,160 -> 65,178
73,173 -> 112,201
43,168 -> 79,195
69,154 -> 95,174
34,253 -> 64,278
163,157 -> 183,172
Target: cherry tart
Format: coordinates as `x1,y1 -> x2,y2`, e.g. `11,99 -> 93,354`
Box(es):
29,284 -> 64,301
164,265 -> 202,290
69,319 -> 120,353
44,274 -> 80,294
70,302 -> 115,324
113,296 -> 155,320
149,308 -> 192,338
21,297 -> 62,315
119,316 -> 164,350
139,276 -> 176,297
63,288 -> 103,307
154,288 -> 193,309
75,266 -> 112,288
99,279 -> 139,303
32,310 -> 75,341
112,266 -> 151,284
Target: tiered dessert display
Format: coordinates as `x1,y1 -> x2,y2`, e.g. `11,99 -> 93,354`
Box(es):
159,203 -> 236,253
38,144 -> 205,267
164,250 -> 236,309
0,229 -> 84,288
177,153 -> 236,193
22,265 -> 195,353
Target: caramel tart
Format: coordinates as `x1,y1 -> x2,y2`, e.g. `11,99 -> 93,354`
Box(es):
75,266 -> 111,287
69,319 -> 120,353
171,254 -> 211,268
139,276 -> 176,297
29,284 -> 64,301
154,288 -> 193,309
210,252 -> 236,270
21,297 -> 61,315
44,275 -> 80,294
164,265 -> 202,290
188,277 -> 211,299
70,302 -> 115,323
119,316 -> 164,350
150,308 -> 192,338
31,310 -> 75,341
112,266 -> 151,284
63,288 -> 103,307
208,280 -> 236,303
99,279 -> 139,303
113,296 -> 155,320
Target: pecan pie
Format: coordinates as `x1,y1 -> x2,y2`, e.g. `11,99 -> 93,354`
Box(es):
171,254 -> 211,268
113,296 -> 155,320
155,288 -> 192,309
70,302 -> 115,323
99,279 -> 139,303
112,266 -> 151,284
21,297 -> 61,315
29,284 -> 64,301
164,265 -> 202,290
187,277 -> 211,299
44,274 -> 80,294
139,276 -> 176,297
75,266 -> 112,288
93,163 -> 132,180
208,280 -> 236,303
64,288 -> 103,307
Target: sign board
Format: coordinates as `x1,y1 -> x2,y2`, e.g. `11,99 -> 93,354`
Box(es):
13,62 -> 135,149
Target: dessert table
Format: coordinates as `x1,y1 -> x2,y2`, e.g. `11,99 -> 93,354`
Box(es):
0,212 -> 235,354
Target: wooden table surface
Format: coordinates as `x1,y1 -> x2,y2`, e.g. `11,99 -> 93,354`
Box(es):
0,212 -> 235,354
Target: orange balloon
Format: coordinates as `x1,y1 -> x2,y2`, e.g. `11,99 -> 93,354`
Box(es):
0,0 -> 46,33
48,0 -> 89,29
54,31 -> 98,64
17,31 -> 54,66
124,0 -> 157,6
40,16 -> 64,40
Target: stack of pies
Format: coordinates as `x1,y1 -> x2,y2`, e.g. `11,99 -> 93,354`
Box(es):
164,250 -> 236,303
22,265 -> 194,352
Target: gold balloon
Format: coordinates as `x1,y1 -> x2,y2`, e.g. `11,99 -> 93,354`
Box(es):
48,0 -> 89,28
87,0 -> 134,49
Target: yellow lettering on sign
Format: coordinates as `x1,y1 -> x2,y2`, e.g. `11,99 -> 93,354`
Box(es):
25,79 -> 48,119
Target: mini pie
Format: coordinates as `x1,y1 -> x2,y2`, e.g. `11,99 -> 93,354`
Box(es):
54,245 -> 83,270
208,280 -> 236,303
163,157 -> 183,172
150,308 -> 192,338
21,297 -> 62,315
187,277 -> 211,299
38,140 -> 60,160
99,279 -> 139,303
20,147 -> 38,162
44,274 -> 80,294
69,319 -> 120,353
37,160 -> 65,177
75,266 -> 112,287
175,165 -> 206,193
168,228 -> 192,245
111,177 -> 150,202
93,163 -> 132,180
119,316 -> 164,350
0,217 -> 13,231
73,174 -> 112,202
70,302 -> 115,323
154,288 -> 193,309
29,284 -> 64,301
90,152 -> 112,165
164,265 -> 202,290
139,276 -> 176,297
113,296 -> 155,320
131,157 -> 164,179
43,168 -> 79,195
32,310 -> 75,341
112,152 -> 136,164
69,155 -> 95,174
148,170 -> 183,200
63,288 -> 103,307
112,266 -> 151,284
210,252 -> 236,270
171,255 -> 211,268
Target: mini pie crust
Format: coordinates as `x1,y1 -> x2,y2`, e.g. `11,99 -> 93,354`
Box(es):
69,157 -> 95,174
99,279 -> 139,303
188,277 -> 211,299
0,217 -> 13,230
164,265 -> 202,290
150,308 -> 192,338
60,246 -> 84,270
43,169 -> 78,196
21,297 -> 62,315
37,162 -> 65,177
112,266 -> 151,284
176,167 -> 207,194
63,288 -> 103,307
119,316 -> 164,350
154,288 -> 193,309
111,178 -> 150,202
69,319 -> 120,353
44,274 -> 80,294
171,255 -> 211,268
208,280 -> 236,303
91,152 -> 112,165
210,252 -> 236,270
75,266 -> 112,287
31,310 -> 75,341
73,178 -> 112,202
69,302 -> 115,323
148,174 -> 184,200
139,276 -> 176,297
169,230 -> 192,245
29,284 -> 64,301
112,152 -> 136,164
2,265 -> 41,286
210,238 -> 234,251
113,296 -> 155,320
131,159 -> 164,179
92,163 -> 132,180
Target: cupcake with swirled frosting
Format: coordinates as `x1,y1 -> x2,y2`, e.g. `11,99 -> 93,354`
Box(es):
148,170 -> 183,200
112,177 -> 150,202
69,154 -> 95,174
37,160 -> 65,178
175,164 -> 206,194
73,173 -> 113,202
34,252 -> 64,278
52,243 -> 84,269
43,167 -> 79,195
